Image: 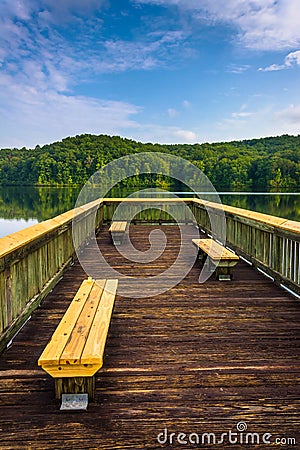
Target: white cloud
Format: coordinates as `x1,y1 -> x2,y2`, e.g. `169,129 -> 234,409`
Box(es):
134,0 -> 300,51
0,0 -> 105,24
126,124 -> 198,143
0,1 -> 198,148
168,102 -> 191,118
0,65 -> 200,147
276,103 -> 300,124
99,39 -> 160,72
285,50 -> 300,66
0,0 -> 33,21
1,0 -> 299,148
134,104 -> 299,143
258,63 -> 285,72
230,103 -> 254,120
167,108 -> 178,118
229,65 -> 250,74
0,68 -> 141,148
231,111 -> 253,119
209,100 -> 300,142
173,129 -> 197,142
0,1 -> 189,84
101,30 -> 188,72
43,0 -> 104,19
259,49 -> 300,71
182,100 -> 190,108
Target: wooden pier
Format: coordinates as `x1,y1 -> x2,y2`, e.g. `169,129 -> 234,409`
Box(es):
0,199 -> 299,448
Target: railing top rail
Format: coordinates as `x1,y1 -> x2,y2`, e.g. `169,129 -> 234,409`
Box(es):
103,197 -> 196,202
192,199 -> 300,234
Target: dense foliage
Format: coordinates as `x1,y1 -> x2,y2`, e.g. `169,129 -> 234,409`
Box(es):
0,134 -> 299,191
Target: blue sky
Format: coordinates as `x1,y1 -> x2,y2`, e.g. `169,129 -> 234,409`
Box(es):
0,0 -> 300,148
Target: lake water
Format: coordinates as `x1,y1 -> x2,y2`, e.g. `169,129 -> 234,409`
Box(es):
0,186 -> 299,238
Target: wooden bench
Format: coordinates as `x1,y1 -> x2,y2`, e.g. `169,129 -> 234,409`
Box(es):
109,221 -> 128,245
38,278 -> 118,402
192,238 -> 239,280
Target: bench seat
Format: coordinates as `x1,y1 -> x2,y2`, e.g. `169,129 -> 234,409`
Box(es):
192,238 -> 239,280
109,221 -> 128,245
38,278 -> 118,400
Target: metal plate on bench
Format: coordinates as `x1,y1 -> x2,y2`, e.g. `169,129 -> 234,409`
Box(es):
218,274 -> 231,281
60,394 -> 88,411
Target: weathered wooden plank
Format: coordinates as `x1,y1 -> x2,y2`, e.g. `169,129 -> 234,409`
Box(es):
81,279 -> 118,365
55,376 -> 95,400
0,257 -> 73,355
39,278 -> 118,385
0,201 -> 105,348
38,279 -> 93,366
109,221 -> 127,233
0,225 -> 300,449
279,219 -> 300,235
0,270 -> 4,333
192,238 -> 239,261
1,197 -> 299,353
60,280 -> 105,365
40,362 -> 99,377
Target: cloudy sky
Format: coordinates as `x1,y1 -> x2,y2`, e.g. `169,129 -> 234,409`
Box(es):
0,0 -> 300,148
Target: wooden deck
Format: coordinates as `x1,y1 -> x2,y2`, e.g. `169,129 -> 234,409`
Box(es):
0,225 -> 299,449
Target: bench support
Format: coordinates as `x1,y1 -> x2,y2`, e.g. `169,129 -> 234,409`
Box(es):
109,221 -> 128,245
38,278 -> 119,406
215,265 -> 234,281
111,232 -> 125,245
55,376 -> 95,400
193,238 -> 239,281
198,251 -> 236,280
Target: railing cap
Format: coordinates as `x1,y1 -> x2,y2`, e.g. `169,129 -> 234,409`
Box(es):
278,220 -> 300,233
204,201 -> 292,228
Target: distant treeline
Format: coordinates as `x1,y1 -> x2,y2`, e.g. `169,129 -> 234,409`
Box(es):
0,134 -> 299,191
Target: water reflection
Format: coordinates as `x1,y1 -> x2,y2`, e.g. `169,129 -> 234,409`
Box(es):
0,187 -> 81,222
220,193 -> 300,221
0,186 -> 299,238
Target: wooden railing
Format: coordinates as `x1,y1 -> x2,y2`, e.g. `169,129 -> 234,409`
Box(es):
102,198 -> 194,224
103,198 -> 300,294
191,199 -> 300,295
0,197 -> 299,353
0,199 -> 104,353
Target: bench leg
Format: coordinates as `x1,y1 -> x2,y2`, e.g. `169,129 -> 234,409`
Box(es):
111,232 -> 124,245
197,248 -> 205,263
215,266 -> 234,280
55,376 -> 95,401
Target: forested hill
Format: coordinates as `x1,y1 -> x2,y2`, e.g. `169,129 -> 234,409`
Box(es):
0,134 -> 299,191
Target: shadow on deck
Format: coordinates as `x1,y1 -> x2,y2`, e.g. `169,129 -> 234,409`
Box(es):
0,225 -> 299,449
